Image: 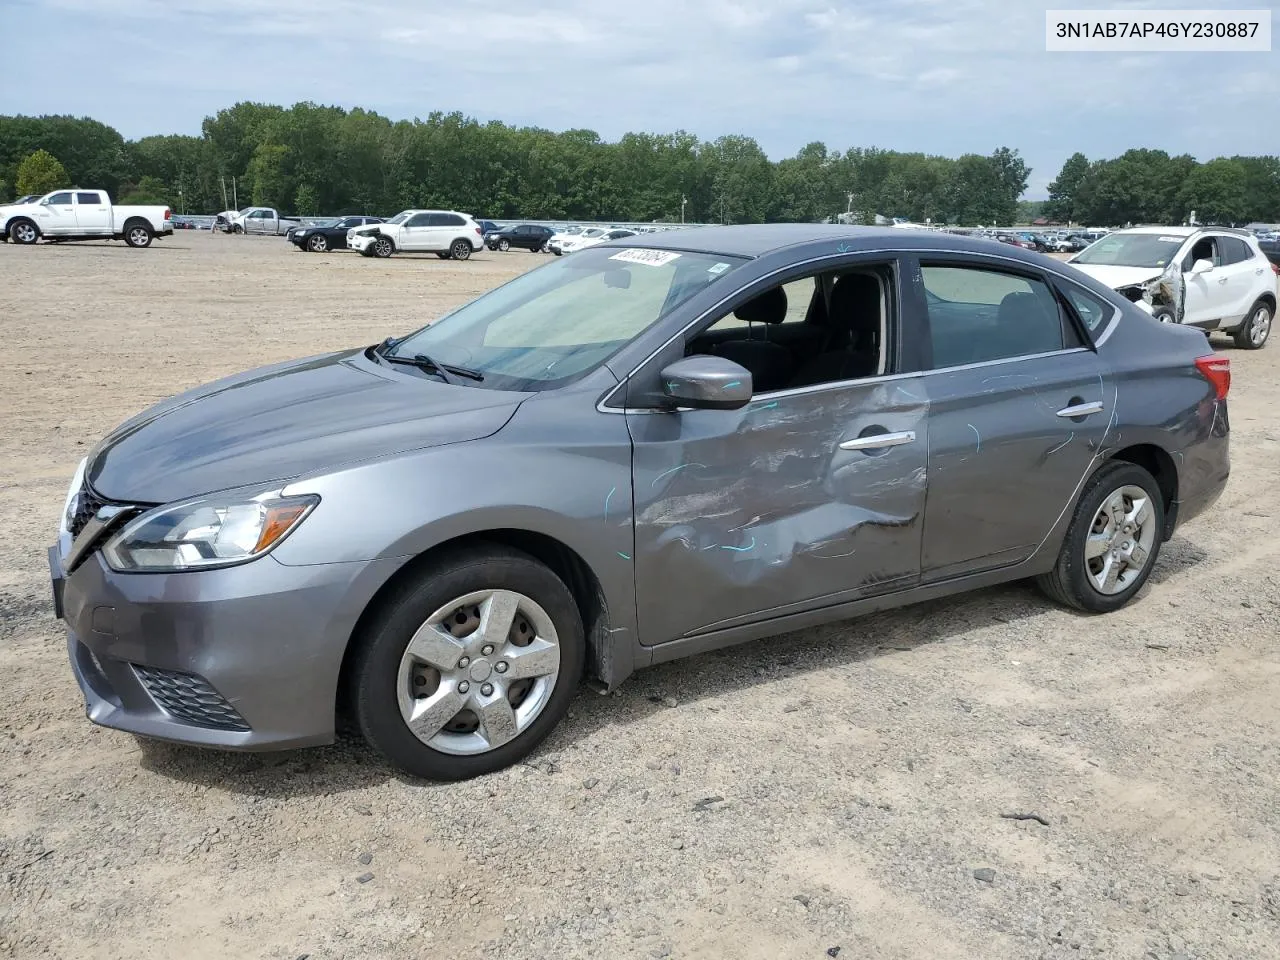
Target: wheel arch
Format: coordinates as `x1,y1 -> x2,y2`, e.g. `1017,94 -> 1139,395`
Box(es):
1106,443 -> 1179,540
336,528 -> 615,725
6,216 -> 39,240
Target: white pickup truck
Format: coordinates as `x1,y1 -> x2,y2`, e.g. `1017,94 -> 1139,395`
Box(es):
0,189 -> 173,248
222,206 -> 302,235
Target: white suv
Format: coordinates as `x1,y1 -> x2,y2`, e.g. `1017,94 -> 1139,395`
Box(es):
1069,226 -> 1277,349
349,210 -> 483,260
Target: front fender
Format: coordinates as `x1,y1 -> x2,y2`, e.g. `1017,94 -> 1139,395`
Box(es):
270,384 -> 638,683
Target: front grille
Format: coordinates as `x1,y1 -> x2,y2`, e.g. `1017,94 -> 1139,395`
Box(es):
132,665 -> 251,732
69,484 -> 108,540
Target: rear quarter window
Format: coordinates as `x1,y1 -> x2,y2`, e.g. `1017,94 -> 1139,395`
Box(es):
1059,283 -> 1112,333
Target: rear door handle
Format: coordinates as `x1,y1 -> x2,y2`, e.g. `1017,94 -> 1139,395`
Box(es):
1056,400 -> 1104,418
839,430 -> 916,451
1218,277 -> 1229,284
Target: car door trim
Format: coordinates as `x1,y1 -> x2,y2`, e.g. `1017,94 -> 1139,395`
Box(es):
595,246 -> 1117,415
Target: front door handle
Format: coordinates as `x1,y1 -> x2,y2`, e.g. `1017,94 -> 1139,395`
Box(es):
1218,277 -> 1229,284
839,430 -> 916,451
1056,400 -> 1104,418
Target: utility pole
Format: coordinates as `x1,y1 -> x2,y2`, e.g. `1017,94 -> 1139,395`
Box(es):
232,176 -> 238,210
681,195 -> 687,224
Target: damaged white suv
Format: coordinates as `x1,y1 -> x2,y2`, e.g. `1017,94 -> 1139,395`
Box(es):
1070,226 -> 1276,349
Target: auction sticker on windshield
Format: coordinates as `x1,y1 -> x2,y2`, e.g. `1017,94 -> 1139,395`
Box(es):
610,249 -> 682,267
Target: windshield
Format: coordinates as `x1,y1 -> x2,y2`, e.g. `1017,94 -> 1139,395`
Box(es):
385,246 -> 747,391
1072,232 -> 1185,268
579,228 -> 606,239
386,211 -> 412,225
311,217 -> 340,228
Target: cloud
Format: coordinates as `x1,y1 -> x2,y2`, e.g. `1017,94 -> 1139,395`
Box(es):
2,0 -> 1276,198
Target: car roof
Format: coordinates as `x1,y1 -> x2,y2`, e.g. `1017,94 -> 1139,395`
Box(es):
598,223 -> 1064,261
1108,226 -> 1198,237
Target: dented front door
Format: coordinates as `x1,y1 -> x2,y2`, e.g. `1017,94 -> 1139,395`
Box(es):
628,378 -> 928,643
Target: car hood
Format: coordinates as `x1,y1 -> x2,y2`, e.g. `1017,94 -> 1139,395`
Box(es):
87,350 -> 523,504
1067,263 -> 1162,289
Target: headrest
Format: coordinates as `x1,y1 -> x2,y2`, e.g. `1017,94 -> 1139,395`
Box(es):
734,286 -> 787,324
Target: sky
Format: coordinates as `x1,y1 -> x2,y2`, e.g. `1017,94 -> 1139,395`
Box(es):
1,0 -> 1276,198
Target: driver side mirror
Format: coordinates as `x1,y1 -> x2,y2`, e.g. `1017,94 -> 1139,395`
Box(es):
658,355 -> 753,410
1189,258 -> 1214,275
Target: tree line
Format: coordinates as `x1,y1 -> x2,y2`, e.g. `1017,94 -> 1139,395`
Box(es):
0,103 -> 1276,226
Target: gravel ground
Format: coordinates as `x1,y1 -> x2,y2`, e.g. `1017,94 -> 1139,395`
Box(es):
1,233 -> 1278,960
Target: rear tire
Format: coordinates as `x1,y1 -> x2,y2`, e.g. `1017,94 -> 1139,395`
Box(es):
9,219 -> 39,245
351,544 -> 584,781
1232,299 -> 1272,350
1036,461 -> 1165,613
123,222 -> 153,248
449,239 -> 472,261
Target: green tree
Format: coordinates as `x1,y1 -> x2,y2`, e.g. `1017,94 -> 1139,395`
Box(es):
1179,158 -> 1250,224
119,176 -> 171,205
1045,152 -> 1089,222
16,149 -> 69,195
294,182 -> 319,215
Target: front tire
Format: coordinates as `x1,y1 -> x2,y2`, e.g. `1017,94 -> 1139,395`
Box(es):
1233,300 -> 1272,350
307,234 -> 329,253
449,239 -> 472,261
9,219 -> 39,245
1036,461 -> 1165,613
372,236 -> 394,258
351,545 -> 584,781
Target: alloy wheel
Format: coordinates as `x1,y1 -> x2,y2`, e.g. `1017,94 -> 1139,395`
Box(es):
309,234 -> 328,252
396,589 -> 560,756
1084,484 -> 1157,595
13,223 -> 37,243
1249,304 -> 1272,346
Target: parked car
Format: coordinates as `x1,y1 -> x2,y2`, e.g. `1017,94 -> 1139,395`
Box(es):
553,227 -> 636,255
289,216 -> 386,252
51,225 -> 1230,780
486,223 -> 556,253
0,189 -> 172,247
476,220 -> 503,240
1069,226 -> 1276,348
348,210 -> 484,260
549,226 -> 607,255
226,206 -> 302,235
1257,237 -> 1280,269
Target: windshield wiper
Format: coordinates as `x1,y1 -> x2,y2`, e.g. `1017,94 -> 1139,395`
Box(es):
382,352 -> 485,384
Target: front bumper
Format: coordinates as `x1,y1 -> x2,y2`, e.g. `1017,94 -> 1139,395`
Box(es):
348,234 -> 377,253
54,545 -> 407,751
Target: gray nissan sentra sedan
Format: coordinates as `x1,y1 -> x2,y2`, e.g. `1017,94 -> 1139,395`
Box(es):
50,225 -> 1230,780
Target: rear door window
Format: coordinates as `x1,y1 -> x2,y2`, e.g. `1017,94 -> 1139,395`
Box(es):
921,264 -> 1066,368
75,192 -> 102,205
1218,236 -> 1253,265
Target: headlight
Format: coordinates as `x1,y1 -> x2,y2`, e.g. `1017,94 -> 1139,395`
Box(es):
102,492 -> 319,573
62,457 -> 88,531
295,230 -> 308,237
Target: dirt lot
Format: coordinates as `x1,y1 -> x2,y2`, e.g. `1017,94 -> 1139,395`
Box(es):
2,233 -> 1279,960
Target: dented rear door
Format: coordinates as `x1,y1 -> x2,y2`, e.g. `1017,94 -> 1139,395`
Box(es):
627,378 -> 928,643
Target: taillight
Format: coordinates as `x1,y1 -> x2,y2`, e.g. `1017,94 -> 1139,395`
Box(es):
475,227 -> 482,236
1271,262 -> 1279,276
164,208 -> 171,220
1194,355 -> 1230,400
